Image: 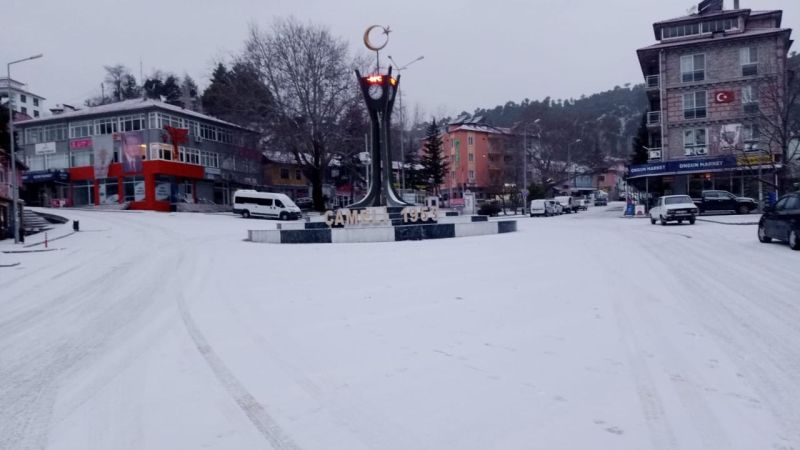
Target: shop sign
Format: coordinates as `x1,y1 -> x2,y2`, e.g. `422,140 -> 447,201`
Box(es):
23,170 -> 69,183
70,139 -> 92,150
629,156 -> 737,177
736,154 -> 773,166
35,142 -> 57,155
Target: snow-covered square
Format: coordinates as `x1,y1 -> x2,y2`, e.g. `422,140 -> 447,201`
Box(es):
2,205 -> 798,450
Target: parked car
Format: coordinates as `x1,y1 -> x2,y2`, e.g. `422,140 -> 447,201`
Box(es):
478,200 -> 501,217
295,197 -> 314,211
233,190 -> 303,220
693,190 -> 758,215
554,196 -> 577,214
548,200 -> 563,215
758,192 -> 800,250
529,199 -> 555,217
594,196 -> 608,206
578,198 -> 590,211
649,195 -> 699,225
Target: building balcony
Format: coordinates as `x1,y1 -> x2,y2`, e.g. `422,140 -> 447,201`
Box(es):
647,111 -> 661,127
645,74 -> 660,90
647,148 -> 662,161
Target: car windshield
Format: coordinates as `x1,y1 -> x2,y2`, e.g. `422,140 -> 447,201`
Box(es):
665,196 -> 693,205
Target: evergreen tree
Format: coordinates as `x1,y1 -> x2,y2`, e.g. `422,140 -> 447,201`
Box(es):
420,118 -> 448,194
201,62 -> 271,128
403,145 -> 423,189
143,73 -> 182,106
629,112 -> 650,165
180,75 -> 200,111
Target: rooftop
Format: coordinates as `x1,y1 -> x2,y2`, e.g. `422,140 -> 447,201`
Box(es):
638,27 -> 792,53
15,98 -> 254,132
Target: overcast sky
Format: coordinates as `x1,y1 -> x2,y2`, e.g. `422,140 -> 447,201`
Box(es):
4,0 -> 799,118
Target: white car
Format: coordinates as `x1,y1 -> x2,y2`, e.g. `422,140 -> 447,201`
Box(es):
649,195 -> 699,225
554,196 -> 576,214
548,200 -> 563,215
529,199 -> 555,217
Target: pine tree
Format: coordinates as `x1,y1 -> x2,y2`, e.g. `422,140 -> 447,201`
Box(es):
629,112 -> 649,165
403,144 -> 422,189
420,118 -> 448,194
180,75 -> 200,111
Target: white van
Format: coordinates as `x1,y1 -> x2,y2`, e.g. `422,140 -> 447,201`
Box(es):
554,196 -> 576,214
233,190 -> 302,220
529,199 -> 554,217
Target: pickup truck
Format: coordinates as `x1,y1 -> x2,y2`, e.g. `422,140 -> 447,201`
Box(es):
693,190 -> 758,215
650,195 -> 699,225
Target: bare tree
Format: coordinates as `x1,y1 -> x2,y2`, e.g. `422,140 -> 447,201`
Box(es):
244,18 -> 362,211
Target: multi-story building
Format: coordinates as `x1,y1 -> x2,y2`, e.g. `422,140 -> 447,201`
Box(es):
440,116 -> 515,202
14,98 -> 261,211
633,0 -> 793,200
0,148 -> 26,239
262,150 -> 309,199
0,78 -> 46,119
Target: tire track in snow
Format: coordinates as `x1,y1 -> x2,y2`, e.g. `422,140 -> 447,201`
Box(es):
176,286 -> 301,450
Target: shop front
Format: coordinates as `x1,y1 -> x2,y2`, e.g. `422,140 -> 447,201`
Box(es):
68,160 -> 205,211
20,169 -> 70,207
628,155 -> 779,203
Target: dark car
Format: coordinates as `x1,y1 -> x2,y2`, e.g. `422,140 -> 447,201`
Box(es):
295,197 -> 314,211
694,190 -> 758,215
758,192 -> 800,250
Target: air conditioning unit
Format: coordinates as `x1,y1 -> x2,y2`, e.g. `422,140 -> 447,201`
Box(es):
744,142 -> 760,152
696,147 -> 709,155
684,148 -> 696,157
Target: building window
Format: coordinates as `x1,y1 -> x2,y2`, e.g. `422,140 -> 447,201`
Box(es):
123,176 -> 145,202
662,22 -> 700,39
199,151 -> 219,168
743,124 -> 760,152
33,98 -> 39,107
149,143 -> 174,161
94,118 -> 118,135
468,152 -> 474,162
43,125 -> 66,142
741,47 -> 758,76
21,106 -> 27,115
26,156 -> 45,171
742,85 -> 759,114
120,114 -> 145,131
34,110 -> 40,118
69,121 -> 93,138
467,135 -> 474,146
25,128 -> 42,144
280,168 -> 290,179
179,146 -> 201,165
680,54 -> 705,83
683,91 -> 707,119
683,128 -> 708,156
468,170 -> 475,180
99,178 -> 119,204
295,170 -> 302,180
71,151 -> 93,167
72,180 -> 94,207
702,18 -> 738,33
47,154 -> 69,169
20,94 -> 27,103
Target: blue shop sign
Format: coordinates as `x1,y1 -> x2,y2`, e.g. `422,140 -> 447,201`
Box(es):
23,169 -> 70,183
629,156 -> 737,178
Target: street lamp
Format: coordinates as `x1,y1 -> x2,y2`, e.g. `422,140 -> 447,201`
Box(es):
567,138 -> 582,193
7,53 -> 43,244
388,55 -> 424,193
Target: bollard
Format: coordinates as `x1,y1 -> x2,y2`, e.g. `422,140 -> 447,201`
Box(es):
73,220 -> 80,232
45,232 -> 48,248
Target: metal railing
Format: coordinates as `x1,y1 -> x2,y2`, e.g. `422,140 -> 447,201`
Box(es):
645,74 -> 660,89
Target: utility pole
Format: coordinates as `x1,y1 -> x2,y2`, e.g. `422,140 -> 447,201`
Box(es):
388,55 -> 423,194
7,53 -> 44,244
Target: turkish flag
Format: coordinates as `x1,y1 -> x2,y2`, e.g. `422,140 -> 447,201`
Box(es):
714,91 -> 735,103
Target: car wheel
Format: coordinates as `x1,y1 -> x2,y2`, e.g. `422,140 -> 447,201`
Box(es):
279,212 -> 288,221
689,216 -> 696,225
738,205 -> 749,215
650,217 -> 656,225
758,223 -> 772,243
678,219 -> 683,224
660,215 -> 667,226
242,210 -> 250,218
790,230 -> 800,251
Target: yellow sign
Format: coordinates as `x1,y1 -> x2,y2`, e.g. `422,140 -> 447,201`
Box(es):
737,154 -> 773,166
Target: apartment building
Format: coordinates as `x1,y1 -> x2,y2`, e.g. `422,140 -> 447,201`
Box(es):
633,0 -> 793,200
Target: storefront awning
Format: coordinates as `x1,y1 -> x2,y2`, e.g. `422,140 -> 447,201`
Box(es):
628,155 -> 779,179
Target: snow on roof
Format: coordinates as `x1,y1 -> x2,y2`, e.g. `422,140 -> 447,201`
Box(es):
15,98 -> 254,132
638,27 -> 791,53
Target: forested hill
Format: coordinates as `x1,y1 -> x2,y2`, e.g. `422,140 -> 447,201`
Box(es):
468,84 -> 649,159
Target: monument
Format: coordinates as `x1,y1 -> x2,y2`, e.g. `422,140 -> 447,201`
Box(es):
350,25 -> 410,208
245,26 -> 518,244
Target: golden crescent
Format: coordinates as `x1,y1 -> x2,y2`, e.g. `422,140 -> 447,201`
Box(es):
363,25 -> 389,52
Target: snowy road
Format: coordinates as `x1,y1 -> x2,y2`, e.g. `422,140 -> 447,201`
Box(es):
1,205 -> 799,450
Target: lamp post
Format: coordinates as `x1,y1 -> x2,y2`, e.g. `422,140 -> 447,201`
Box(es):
388,55 -> 424,193
567,138 -> 582,194
7,53 -> 43,244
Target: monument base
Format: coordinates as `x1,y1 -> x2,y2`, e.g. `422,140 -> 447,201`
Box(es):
247,216 -> 517,244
